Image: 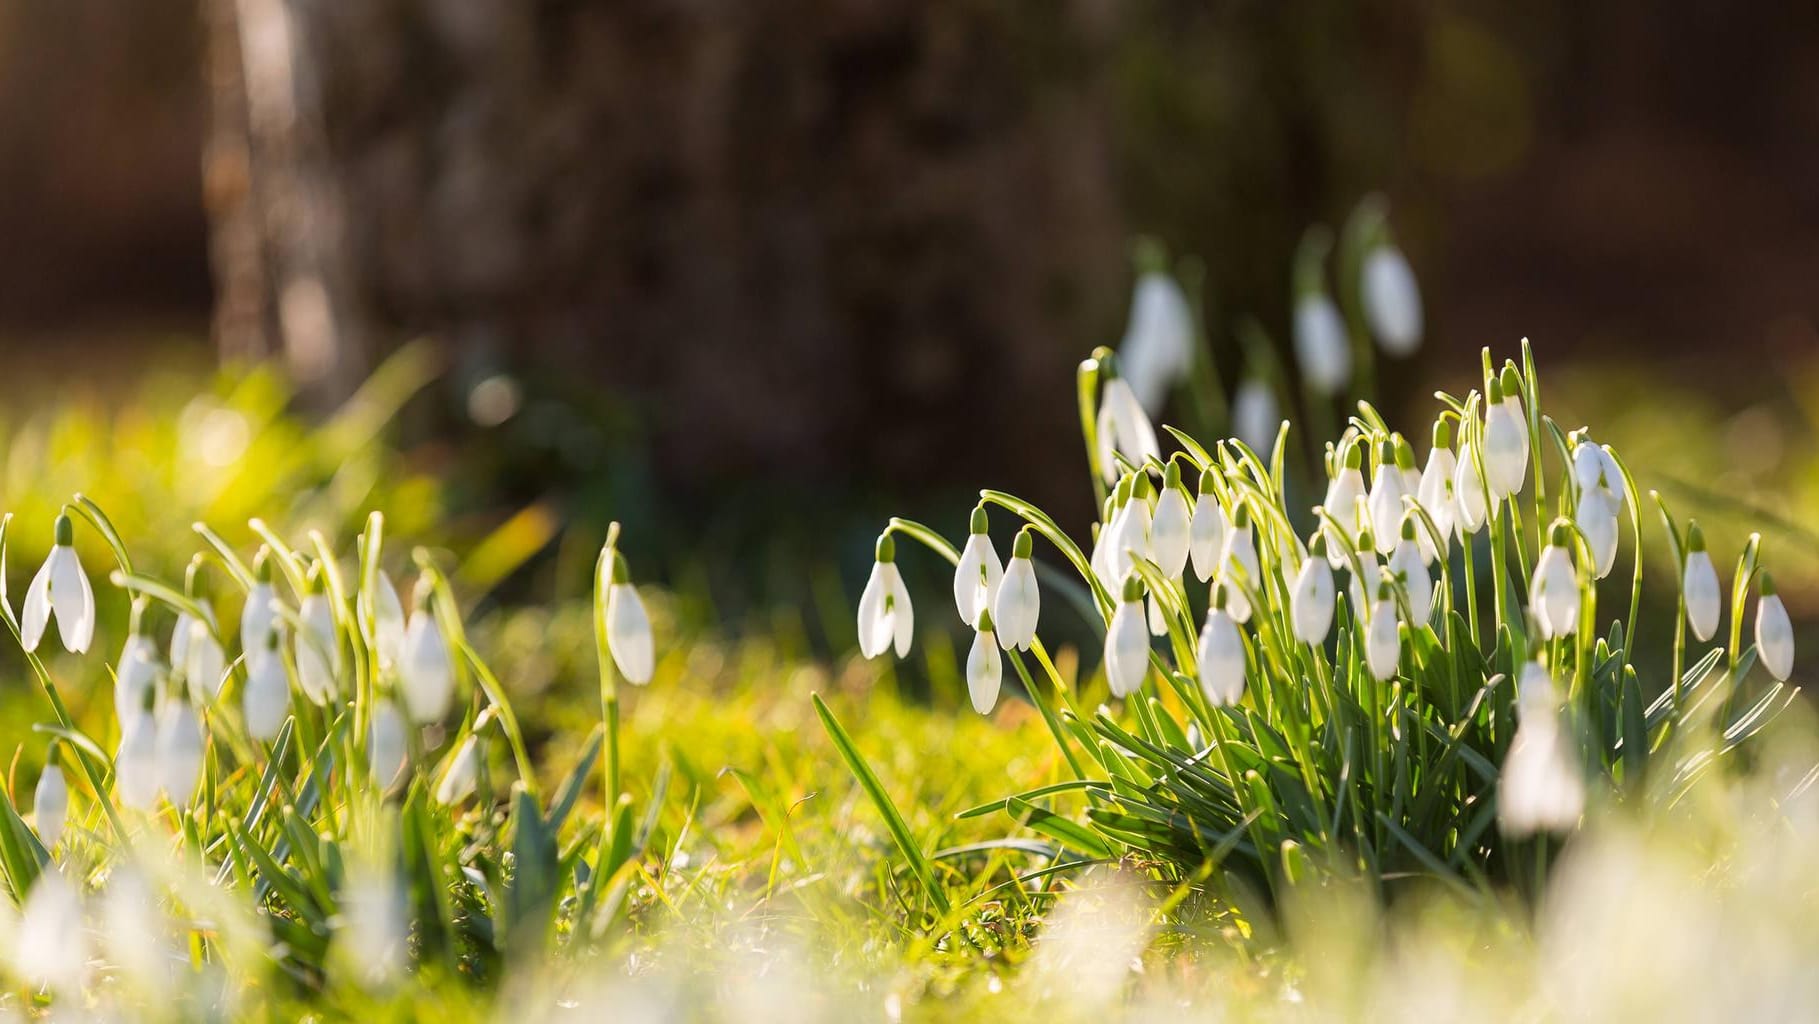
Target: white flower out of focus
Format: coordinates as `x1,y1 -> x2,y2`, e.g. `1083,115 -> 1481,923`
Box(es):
1755,574 -> 1794,682
1362,243 -> 1423,357
1529,522 -> 1581,640
1116,257 -> 1196,415
400,577 -> 455,722
1095,366 -> 1160,485
1232,377 -> 1280,458
1293,292 -> 1352,396
1499,661 -> 1585,837
33,761 -> 67,851
605,551 -> 656,685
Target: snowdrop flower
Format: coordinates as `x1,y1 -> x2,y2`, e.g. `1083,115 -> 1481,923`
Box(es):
1755,573 -> 1794,681
1572,437 -> 1625,516
33,760 -> 67,851
1576,488 -> 1620,580
1367,437 -> 1413,555
435,733 -> 480,805
240,547 -> 279,668
400,578 -> 455,722
21,513 -> 95,654
100,866 -> 172,999
1089,488 -> 1120,594
1293,291 -> 1352,397
1232,377 -> 1281,457
1347,529 -> 1381,617
1149,462 -> 1192,580
336,866 -> 408,989
371,569 -> 407,669
1530,522 -> 1581,640
1482,369 -> 1530,501
1388,518 -> 1433,626
115,706 -> 160,811
369,699 -> 408,789
155,696 -> 205,805
113,618 -> 162,727
1290,535 -> 1335,645
966,610 -> 1003,715
1104,576 -> 1151,698
1365,579 -> 1401,681
1094,360 -> 1160,484
173,611 -> 227,702
953,505 -> 1004,628
1453,437 -> 1490,535
1499,660 -> 1584,837
1107,473 -> 1153,585
605,551 -> 655,684
14,870 -> 86,993
1362,241 -> 1423,356
1188,468 -> 1226,582
1321,442 -> 1367,567
243,630 -> 290,741
1416,421 -> 1458,562
1682,523 -> 1721,643
1116,257 -> 1196,414
857,535 -> 914,659
1197,587 -> 1246,707
993,528 -> 1040,652
295,571 -> 341,704
1217,504 -> 1259,624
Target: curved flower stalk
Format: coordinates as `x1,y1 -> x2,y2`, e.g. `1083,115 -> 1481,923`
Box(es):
966,610 -> 1003,715
993,528 -> 1040,652
953,505 -> 1004,628
22,513 -> 96,654
858,534 -> 914,659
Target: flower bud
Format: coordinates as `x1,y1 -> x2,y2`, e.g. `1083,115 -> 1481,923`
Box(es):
1682,523 -> 1721,642
1756,573 -> 1794,681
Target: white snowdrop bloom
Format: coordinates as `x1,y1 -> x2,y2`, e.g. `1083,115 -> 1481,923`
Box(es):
243,631 -> 291,741
400,582 -> 455,723
20,514 -> 96,654
1188,469 -> 1226,582
1416,425 -> 1458,562
1117,269 -> 1196,414
295,584 -> 341,704
1090,493 -> 1119,594
372,570 -> 407,669
1682,523 -> 1722,643
993,529 -> 1040,652
1290,537 -> 1335,646
1366,438 -> 1412,555
1755,573 -> 1794,682
1453,440 -> 1490,535
1499,661 -> 1584,837
1364,581 -> 1401,681
952,506 -> 1004,628
1106,476 -> 1154,585
1293,292 -> 1352,396
368,699 -> 408,789
33,763 -> 67,851
1232,377 -> 1281,457
115,708 -> 160,811
113,631 -> 162,726
1104,576 -> 1151,698
14,870 -> 86,993
1217,505 -> 1259,624
1530,523 -> 1582,640
336,866 -> 408,989
1321,443 -> 1367,567
857,535 -> 914,659
1482,372 -> 1530,501
435,734 -> 481,805
1576,489 -> 1620,580
155,697 -> 206,805
1095,372 -> 1161,484
605,552 -> 656,685
1347,531 -> 1381,618
966,611 -> 1004,715
1362,243 -> 1422,356
1572,438 -> 1625,516
1197,591 -> 1246,707
101,867 -> 172,998
241,549 -> 279,668
173,611 -> 227,701
1388,519 -> 1433,626
1149,463 -> 1192,580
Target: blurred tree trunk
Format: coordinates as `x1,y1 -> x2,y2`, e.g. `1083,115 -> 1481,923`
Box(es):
203,0 -> 1126,507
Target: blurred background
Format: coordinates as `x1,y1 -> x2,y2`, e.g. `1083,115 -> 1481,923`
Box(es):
1,0 -> 1816,643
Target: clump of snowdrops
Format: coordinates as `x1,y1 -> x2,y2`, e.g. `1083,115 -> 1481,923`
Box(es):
0,501 -> 660,1016
851,339 -> 1799,906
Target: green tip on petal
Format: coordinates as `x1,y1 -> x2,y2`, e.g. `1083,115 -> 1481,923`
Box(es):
1432,417 -> 1454,451
253,547 -> 274,583
1232,503 -> 1251,530
53,513 -> 73,546
1114,475 -> 1134,505
1394,435 -> 1416,470
1686,522 -> 1706,553
304,562 -> 324,594
1549,521 -> 1571,548
1099,351 -> 1121,379
1499,363 -> 1522,397
1308,531 -> 1327,557
128,596 -> 149,636
1377,579 -> 1393,601
1013,527 -> 1034,559
1197,466 -> 1219,496
1211,582 -> 1228,611
969,504 -> 990,535
1132,236 -> 1167,275
1131,473 -> 1154,501
1401,517 -> 1417,541
1357,528 -> 1375,551
611,550 -> 632,585
976,607 -> 996,633
1163,459 -> 1182,490
1343,443 -> 1363,470
875,533 -> 896,564
1121,574 -> 1144,603
1486,376 -> 1504,404
1760,572 -> 1777,597
1377,438 -> 1396,466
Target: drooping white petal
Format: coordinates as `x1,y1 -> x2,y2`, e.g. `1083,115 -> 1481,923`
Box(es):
115,710 -> 160,811
1499,662 -> 1583,837
294,595 -> 341,703
436,735 -> 480,805
886,564 -> 914,658
1196,608 -> 1246,706
1389,538 -> 1433,626
1576,491 -> 1620,580
1529,545 -> 1581,640
1756,593 -> 1794,682
1416,447 -> 1457,562
368,700 -> 409,789
1683,551 -> 1721,642
1347,549 -> 1381,619
373,571 -> 407,669
1365,598 -> 1401,680
400,610 -> 455,722
113,635 -> 161,725
1293,293 -> 1353,396
1290,557 -> 1335,645
966,628 -> 1003,715
953,534 -> 1004,629
1483,399 -> 1530,500
1367,465 -> 1406,555
1321,467 -> 1367,567
1453,445 -> 1489,535
857,561 -> 891,659
606,582 -> 656,684
48,546 -> 95,654
155,699 -> 206,804
1099,378 -> 1160,483
1232,378 -> 1280,458
336,867 -> 408,988
993,556 -> 1040,652
20,555 -> 53,653
15,870 -> 86,992
240,583 -> 278,665
1118,272 -> 1196,414
1107,498 -> 1152,585
1188,494 -> 1225,582
186,621 -> 228,701
1104,599 -> 1150,698
100,867 -> 171,998
243,645 -> 291,741
1362,246 -> 1423,356
1217,521 -> 1258,624
1149,487 -> 1192,580
33,765 -> 67,851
